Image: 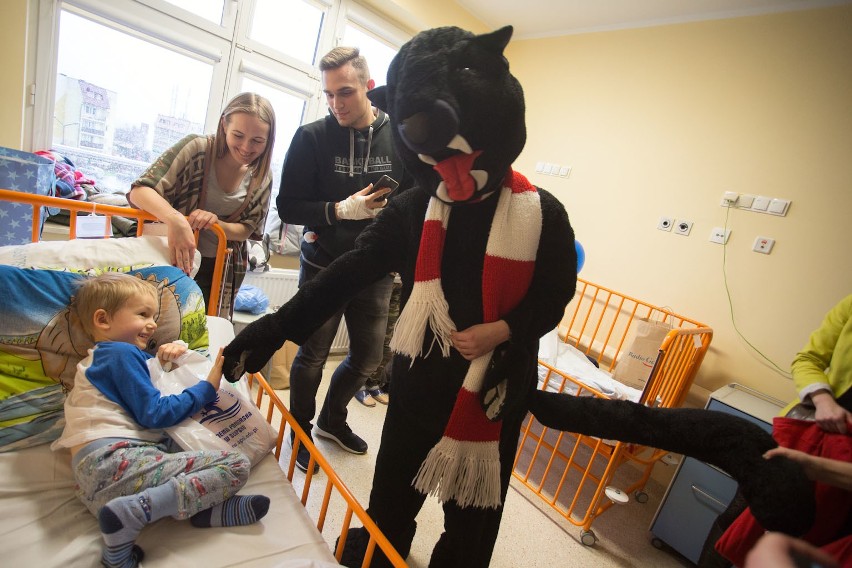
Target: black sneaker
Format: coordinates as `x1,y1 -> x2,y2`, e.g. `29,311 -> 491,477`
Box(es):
289,430 -> 319,474
314,423 -> 368,454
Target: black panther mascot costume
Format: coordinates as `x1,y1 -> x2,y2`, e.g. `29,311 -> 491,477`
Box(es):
225,26 -> 814,567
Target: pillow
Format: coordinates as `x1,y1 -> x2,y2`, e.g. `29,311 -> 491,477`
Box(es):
0,264 -> 208,451
0,233 -> 201,276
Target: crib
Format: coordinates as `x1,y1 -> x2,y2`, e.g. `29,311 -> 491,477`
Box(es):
0,187 -> 405,567
512,278 -> 713,546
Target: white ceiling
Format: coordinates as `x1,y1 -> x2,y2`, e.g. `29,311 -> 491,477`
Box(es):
456,0 -> 851,39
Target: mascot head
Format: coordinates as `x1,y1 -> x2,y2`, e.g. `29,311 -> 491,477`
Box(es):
369,26 -> 524,204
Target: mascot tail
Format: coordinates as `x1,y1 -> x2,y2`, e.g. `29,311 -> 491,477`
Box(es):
528,391 -> 815,536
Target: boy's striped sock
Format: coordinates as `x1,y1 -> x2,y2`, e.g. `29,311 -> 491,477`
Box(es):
190,495 -> 270,528
98,494 -> 152,568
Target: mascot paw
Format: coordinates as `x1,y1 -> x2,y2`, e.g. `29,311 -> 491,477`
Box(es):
222,313 -> 285,382
481,342 -> 534,421
742,452 -> 815,535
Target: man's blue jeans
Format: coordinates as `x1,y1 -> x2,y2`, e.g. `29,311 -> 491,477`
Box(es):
289,262 -> 394,435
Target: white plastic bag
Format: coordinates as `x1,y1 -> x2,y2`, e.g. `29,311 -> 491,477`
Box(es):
149,351 -> 276,465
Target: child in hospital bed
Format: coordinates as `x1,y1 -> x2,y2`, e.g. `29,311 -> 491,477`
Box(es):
51,272 -> 269,568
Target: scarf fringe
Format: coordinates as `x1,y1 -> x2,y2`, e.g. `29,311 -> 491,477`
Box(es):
390,279 -> 455,358
412,437 -> 502,509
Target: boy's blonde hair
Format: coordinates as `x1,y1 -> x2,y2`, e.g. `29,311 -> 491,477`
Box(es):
73,273 -> 159,338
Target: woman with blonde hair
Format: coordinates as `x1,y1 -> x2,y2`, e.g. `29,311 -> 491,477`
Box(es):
129,92 -> 276,317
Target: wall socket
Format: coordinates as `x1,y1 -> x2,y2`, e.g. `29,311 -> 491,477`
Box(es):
753,236 -> 775,254
657,216 -> 674,231
674,220 -> 693,236
709,227 -> 731,244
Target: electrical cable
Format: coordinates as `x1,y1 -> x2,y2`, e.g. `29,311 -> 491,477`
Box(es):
720,204 -> 792,378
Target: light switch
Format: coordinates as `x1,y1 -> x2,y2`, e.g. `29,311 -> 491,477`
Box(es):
767,198 -> 790,216
737,194 -> 755,208
751,196 -> 770,211
535,161 -> 544,173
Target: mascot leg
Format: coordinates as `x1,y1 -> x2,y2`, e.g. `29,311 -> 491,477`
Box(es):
528,391 -> 815,536
429,406 -> 525,568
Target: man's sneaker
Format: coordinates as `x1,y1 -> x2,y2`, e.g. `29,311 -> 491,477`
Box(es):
314,423 -> 368,454
368,388 -> 389,405
354,388 -> 376,407
289,431 -> 319,474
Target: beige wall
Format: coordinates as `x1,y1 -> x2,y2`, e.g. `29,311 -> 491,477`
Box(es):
508,6 -> 852,404
4,2 -> 850,404
366,0 -> 486,33
0,0 -> 28,150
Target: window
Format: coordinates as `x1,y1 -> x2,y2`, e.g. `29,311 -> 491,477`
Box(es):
249,0 -> 325,67
30,0 -> 409,198
52,9 -> 214,191
343,24 -> 397,87
160,0 -> 225,25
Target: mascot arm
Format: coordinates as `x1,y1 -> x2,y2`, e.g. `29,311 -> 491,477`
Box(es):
223,208 -> 406,381
529,391 -> 816,537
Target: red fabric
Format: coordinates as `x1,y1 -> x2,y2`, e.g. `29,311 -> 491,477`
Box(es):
715,417 -> 852,567
414,219 -> 446,281
444,388 -> 503,442
482,256 -> 535,322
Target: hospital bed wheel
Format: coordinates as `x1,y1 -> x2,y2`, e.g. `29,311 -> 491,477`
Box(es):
634,491 -> 649,503
580,530 -> 597,546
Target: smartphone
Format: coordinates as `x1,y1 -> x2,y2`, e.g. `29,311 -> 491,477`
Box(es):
370,175 -> 399,198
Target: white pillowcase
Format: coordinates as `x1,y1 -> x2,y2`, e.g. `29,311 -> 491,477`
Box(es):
0,234 -> 201,275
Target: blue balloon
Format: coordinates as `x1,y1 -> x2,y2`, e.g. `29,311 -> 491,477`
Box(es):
575,240 -> 585,273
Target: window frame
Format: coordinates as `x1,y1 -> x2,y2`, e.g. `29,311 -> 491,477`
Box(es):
27,0 -> 411,153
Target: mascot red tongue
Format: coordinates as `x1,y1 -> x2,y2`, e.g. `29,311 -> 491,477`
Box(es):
433,150 -> 482,201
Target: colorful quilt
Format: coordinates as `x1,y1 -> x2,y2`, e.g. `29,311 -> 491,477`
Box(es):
0,264 -> 208,451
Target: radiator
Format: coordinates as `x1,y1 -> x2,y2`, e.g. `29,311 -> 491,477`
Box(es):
243,268 -> 350,353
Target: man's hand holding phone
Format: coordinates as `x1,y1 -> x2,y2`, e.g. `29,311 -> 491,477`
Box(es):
369,175 -> 400,202
336,175 -> 399,221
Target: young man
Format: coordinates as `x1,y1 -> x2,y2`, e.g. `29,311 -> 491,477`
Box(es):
276,47 -> 408,471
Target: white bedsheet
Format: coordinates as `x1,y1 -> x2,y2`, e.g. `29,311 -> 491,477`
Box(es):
0,446 -> 337,566
538,342 -> 642,402
0,315 -> 339,567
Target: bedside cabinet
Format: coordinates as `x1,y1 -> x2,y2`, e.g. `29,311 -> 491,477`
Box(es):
649,384 -> 785,564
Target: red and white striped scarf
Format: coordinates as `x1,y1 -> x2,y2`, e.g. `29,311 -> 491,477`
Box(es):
390,169 -> 542,509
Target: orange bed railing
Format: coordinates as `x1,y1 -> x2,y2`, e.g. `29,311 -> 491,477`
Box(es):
246,370 -> 407,567
512,278 -> 713,546
0,188 -> 227,316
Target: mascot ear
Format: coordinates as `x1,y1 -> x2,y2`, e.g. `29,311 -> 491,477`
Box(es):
476,25 -> 513,58
368,85 -> 388,112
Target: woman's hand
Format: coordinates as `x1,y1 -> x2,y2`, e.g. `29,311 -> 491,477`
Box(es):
166,214 -> 197,275
451,320 -> 511,361
187,208 -> 220,231
811,390 -> 852,433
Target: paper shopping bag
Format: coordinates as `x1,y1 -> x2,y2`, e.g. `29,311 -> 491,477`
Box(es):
267,341 -> 297,390
612,318 -> 672,390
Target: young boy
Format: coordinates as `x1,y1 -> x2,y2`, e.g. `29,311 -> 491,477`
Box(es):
51,272 -> 269,568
